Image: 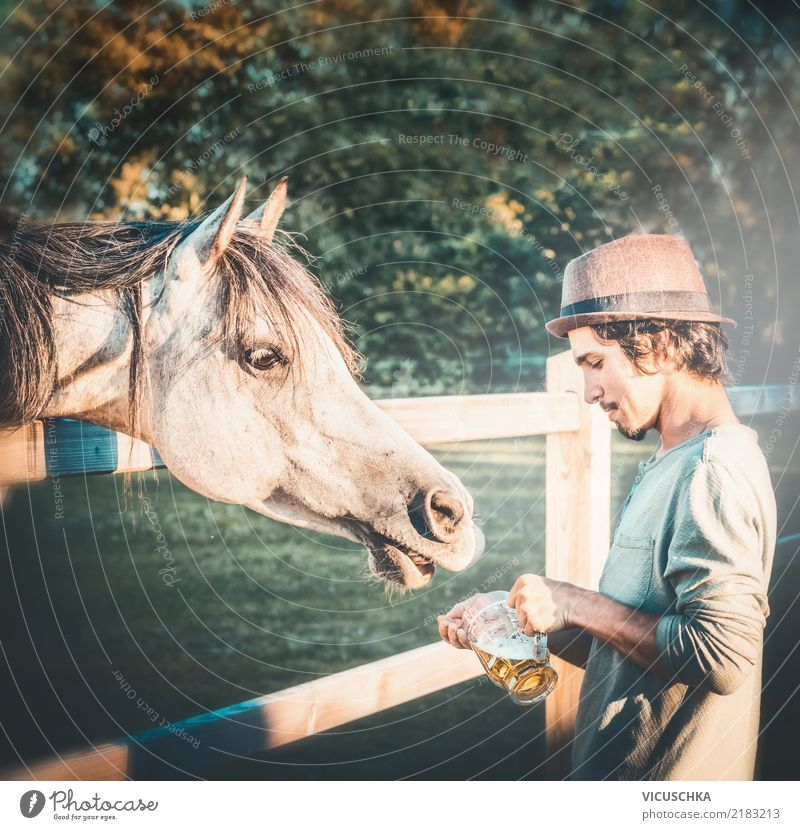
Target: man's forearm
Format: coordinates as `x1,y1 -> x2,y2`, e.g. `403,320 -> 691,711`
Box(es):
547,627 -> 594,669
568,587 -> 669,679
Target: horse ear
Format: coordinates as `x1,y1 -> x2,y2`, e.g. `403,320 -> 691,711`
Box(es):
181,176 -> 248,267
242,176 -> 288,243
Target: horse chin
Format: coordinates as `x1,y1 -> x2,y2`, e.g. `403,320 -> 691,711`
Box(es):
250,498 -> 485,590
366,541 -> 436,590
360,522 -> 485,590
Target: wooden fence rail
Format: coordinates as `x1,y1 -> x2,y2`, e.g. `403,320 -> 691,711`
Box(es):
0,385 -> 783,486
2,643 -> 483,781
1,392 -> 578,486
0,361 -> 795,780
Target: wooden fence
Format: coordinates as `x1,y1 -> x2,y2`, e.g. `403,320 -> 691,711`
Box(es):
0,351 -> 792,780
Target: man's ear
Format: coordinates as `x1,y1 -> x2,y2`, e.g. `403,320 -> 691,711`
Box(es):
648,326 -> 677,374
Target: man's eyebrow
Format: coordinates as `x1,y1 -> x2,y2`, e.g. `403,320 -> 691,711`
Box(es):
574,352 -> 601,366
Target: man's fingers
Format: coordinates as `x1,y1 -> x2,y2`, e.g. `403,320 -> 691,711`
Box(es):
447,621 -> 466,648
436,614 -> 466,649
436,616 -> 450,643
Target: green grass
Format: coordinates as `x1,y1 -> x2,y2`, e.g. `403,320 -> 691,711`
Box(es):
1,420 -> 798,779
0,437 -> 559,769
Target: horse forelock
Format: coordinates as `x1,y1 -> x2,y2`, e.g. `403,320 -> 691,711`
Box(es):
214,228 -> 362,380
0,216 -> 361,431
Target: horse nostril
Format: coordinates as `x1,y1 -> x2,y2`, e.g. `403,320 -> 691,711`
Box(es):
424,489 -> 466,541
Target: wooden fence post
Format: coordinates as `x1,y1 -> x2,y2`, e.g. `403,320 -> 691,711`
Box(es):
544,349 -> 611,779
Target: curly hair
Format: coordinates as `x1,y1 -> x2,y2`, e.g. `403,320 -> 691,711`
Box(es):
589,319 -> 730,382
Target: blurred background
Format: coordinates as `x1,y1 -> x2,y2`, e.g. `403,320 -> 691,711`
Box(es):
1,0 -> 798,780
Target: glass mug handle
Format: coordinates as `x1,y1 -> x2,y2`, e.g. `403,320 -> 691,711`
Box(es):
533,631 -> 549,663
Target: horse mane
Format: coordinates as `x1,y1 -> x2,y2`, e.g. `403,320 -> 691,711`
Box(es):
0,217 -> 360,432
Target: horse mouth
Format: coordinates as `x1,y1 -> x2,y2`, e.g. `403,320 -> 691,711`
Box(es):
361,533 -> 436,589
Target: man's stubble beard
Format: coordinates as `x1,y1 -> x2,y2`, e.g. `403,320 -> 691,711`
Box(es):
617,423 -> 648,442
603,405 -> 649,442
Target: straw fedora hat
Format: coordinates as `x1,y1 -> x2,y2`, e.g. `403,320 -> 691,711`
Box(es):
545,234 -> 737,339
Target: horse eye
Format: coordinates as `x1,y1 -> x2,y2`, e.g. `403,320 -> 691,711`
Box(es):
244,346 -> 288,371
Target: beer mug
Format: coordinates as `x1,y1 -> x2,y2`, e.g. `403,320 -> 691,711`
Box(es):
463,590 -> 557,705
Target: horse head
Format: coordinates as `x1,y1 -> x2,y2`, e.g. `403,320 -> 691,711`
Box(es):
126,177 -> 484,589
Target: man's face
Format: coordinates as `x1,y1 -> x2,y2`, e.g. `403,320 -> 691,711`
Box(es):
567,326 -> 667,441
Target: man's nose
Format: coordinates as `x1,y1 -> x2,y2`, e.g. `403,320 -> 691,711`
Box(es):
584,382 -> 603,405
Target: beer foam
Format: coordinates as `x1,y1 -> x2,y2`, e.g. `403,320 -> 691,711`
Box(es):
475,633 -> 535,661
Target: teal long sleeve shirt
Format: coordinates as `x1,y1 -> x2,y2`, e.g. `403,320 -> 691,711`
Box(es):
570,424 -> 776,781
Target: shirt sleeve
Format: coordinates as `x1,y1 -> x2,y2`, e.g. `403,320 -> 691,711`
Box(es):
654,458 -> 769,696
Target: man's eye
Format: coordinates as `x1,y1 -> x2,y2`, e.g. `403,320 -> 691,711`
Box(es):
591,361 -> 603,369
243,346 -> 288,371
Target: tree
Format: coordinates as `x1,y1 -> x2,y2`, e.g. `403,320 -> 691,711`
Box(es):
1,0 -> 796,391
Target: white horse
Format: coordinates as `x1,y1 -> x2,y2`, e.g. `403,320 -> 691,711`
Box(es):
0,176 -> 484,589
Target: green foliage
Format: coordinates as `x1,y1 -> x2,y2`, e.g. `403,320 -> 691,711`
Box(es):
1,0 -> 796,392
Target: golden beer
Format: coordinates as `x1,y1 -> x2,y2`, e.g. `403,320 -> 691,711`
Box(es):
472,632 -> 557,705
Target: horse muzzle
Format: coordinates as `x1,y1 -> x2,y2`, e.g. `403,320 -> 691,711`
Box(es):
357,484 -> 486,589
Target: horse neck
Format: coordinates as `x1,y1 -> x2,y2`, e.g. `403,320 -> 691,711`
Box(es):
40,287 -> 141,437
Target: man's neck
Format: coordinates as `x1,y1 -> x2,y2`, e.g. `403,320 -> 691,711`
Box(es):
654,378 -> 739,456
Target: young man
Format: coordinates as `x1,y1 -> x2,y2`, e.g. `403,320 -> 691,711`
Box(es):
438,234 -> 777,781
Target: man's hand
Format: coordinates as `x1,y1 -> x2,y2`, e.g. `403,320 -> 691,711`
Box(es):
437,601 -> 470,649
507,573 -> 582,635
439,577 -> 667,679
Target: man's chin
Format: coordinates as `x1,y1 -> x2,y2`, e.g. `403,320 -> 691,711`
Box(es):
617,424 -> 648,442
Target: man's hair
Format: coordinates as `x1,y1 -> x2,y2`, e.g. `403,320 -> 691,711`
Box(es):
589,319 -> 730,382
